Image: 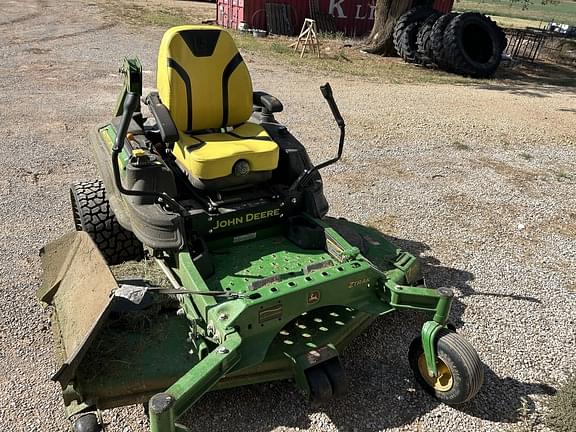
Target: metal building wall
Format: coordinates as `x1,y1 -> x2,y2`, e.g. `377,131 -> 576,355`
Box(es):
217,0 -> 455,37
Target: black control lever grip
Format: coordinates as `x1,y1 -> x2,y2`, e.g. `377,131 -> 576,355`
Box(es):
320,83 -> 345,128
113,92 -> 139,151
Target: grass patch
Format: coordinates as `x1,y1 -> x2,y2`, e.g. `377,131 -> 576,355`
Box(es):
454,141 -> 471,150
555,170 -> 572,180
455,0 -> 576,26
490,15 -> 543,29
270,42 -> 292,54
318,31 -> 347,40
136,8 -> 189,27
235,33 -> 479,84
514,396 -> 538,432
520,152 -> 534,160
111,259 -> 172,288
546,373 -> 576,432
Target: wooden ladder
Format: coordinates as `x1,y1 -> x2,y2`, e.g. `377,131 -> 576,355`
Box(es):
291,18 -> 321,58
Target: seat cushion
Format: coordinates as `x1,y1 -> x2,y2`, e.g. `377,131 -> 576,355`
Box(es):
172,123 -> 279,180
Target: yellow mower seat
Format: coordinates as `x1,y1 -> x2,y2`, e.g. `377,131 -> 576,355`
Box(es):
173,123 -> 278,180
156,25 -> 279,187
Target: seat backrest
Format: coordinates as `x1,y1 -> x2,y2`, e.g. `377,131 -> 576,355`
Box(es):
157,26 -> 253,133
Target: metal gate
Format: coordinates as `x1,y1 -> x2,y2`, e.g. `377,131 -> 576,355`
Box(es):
506,29 -> 548,62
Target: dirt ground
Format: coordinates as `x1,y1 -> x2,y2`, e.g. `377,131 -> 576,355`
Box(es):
0,1 -> 575,431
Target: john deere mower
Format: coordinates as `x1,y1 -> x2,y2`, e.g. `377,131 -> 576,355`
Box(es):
39,26 -> 484,432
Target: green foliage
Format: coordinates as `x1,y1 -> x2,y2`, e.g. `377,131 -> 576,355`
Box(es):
509,0 -> 558,12
270,42 -> 291,54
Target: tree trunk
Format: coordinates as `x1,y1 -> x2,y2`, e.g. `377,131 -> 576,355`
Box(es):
364,0 -> 415,55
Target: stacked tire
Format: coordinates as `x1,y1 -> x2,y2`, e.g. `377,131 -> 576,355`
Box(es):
393,7 -> 507,78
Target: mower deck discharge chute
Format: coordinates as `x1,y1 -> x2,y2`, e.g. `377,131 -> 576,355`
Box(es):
39,25 -> 483,432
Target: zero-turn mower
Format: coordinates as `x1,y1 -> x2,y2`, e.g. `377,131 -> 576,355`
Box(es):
38,26 -> 484,432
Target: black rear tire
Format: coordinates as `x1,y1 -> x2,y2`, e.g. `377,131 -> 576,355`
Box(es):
416,12 -> 442,66
442,12 -> 505,77
430,12 -> 459,70
393,6 -> 435,62
70,180 -> 143,265
398,22 -> 424,63
408,328 -> 484,404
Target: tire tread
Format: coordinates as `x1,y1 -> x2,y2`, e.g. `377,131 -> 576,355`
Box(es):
416,12 -> 442,66
430,12 -> 458,69
393,6 -> 435,62
70,179 -> 143,265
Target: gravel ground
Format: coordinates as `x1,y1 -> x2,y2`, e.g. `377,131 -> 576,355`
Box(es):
1,1 -> 575,431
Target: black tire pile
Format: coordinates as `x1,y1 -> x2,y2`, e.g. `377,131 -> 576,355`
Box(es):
393,7 -> 507,78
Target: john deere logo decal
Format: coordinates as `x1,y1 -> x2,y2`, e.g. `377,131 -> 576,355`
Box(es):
212,208 -> 281,231
307,291 -> 320,305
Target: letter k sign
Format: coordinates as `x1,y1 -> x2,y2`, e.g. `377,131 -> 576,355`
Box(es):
329,0 -> 347,18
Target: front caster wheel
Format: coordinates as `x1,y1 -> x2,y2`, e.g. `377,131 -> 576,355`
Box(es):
305,366 -> 333,404
321,357 -> 347,397
72,413 -> 102,432
408,328 -> 484,404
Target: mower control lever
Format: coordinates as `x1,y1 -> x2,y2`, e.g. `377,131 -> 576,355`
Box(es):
289,83 -> 346,191
320,83 -> 344,128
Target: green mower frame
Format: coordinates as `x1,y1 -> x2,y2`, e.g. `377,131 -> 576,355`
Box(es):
39,34 -> 483,432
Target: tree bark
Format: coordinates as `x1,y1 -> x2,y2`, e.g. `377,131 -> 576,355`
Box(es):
364,0 -> 415,55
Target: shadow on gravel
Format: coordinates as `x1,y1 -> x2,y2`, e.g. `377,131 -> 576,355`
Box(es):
382,233 -> 541,327
321,363 -> 558,431
499,61 -> 576,88
180,311 -> 434,432
479,60 -> 576,98
457,367 -> 557,424
378,233 -> 475,329
180,327 -> 556,432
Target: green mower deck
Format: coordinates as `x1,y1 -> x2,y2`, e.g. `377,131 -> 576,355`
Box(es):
40,218 -> 460,432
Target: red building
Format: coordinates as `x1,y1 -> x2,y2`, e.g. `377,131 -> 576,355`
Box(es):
217,0 -> 455,36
